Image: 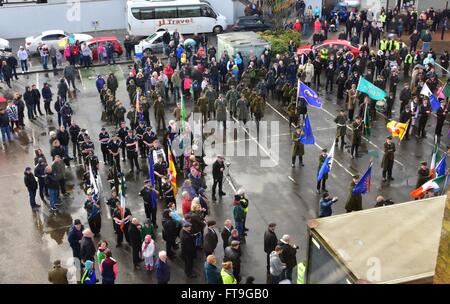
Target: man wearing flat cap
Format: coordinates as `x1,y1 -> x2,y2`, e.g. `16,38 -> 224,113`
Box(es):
180,222 -> 197,278
382,136 -> 396,182
345,174 -> 362,213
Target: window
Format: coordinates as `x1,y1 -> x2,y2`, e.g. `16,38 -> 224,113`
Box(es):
200,5 -> 216,18
155,7 -> 177,19
42,34 -> 61,41
178,6 -> 201,18
131,8 -> 155,20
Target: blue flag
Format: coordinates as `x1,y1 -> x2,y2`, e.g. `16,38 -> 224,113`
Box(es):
147,153 -> 158,209
299,115 -> 315,144
435,154 -> 447,177
429,95 -> 441,112
356,77 -> 387,101
298,80 -> 322,108
317,143 -> 335,182
352,163 -> 373,194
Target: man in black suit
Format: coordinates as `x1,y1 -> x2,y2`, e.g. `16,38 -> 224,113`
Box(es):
203,220 -> 218,257
221,219 -> 233,252
180,222 -> 197,278
212,155 -> 226,201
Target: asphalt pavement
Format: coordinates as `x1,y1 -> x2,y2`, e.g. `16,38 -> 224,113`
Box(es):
0,48 -> 449,283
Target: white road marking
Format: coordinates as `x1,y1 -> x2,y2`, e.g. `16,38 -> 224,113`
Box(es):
317,105 -> 406,168
225,175 -> 237,193
35,73 -> 39,88
288,176 -> 296,183
225,132 -> 291,144
266,102 -> 355,176
78,69 -> 85,91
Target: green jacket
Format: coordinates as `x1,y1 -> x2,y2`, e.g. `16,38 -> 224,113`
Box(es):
233,204 -> 245,222
140,224 -> 156,240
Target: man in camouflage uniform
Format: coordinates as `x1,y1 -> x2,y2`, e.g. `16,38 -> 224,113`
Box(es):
226,85 -> 239,120
206,85 -> 217,120
154,96 -> 166,131
197,93 -> 208,125
282,82 -> 292,106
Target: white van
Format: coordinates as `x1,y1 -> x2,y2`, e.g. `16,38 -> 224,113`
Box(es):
126,0 -> 228,37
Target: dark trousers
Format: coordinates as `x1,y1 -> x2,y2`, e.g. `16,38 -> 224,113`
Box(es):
156,115 -> 166,130
382,161 -> 394,179
101,144 -> 109,164
88,215 -> 101,235
116,223 -> 130,245
28,189 -> 37,208
127,150 -> 140,171
37,177 -> 47,200
59,179 -> 66,195
348,109 -> 354,121
292,155 -> 303,165
418,119 -> 428,138
72,141 -> 79,159
111,154 -> 121,172
26,106 -> 34,120
121,145 -> 126,160
144,203 -> 157,226
317,179 -> 326,191
351,144 -> 360,157
183,256 -> 194,276
165,237 -> 176,259
314,72 -> 321,87
325,78 -> 333,92
212,177 -> 223,197
44,101 -> 53,114
132,245 -> 141,266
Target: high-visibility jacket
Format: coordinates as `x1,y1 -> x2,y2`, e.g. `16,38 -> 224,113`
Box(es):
387,40 -> 395,51
380,14 -> 386,23
404,54 -> 413,64
297,262 -> 306,284
380,40 -> 387,51
394,41 -> 400,50
320,48 -> 329,61
221,269 -> 237,284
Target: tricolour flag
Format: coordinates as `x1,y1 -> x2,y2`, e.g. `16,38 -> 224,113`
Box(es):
298,80 -> 322,108
386,119 -> 409,141
352,162 -> 372,194
135,90 -> 143,123
410,175 -> 445,199
421,83 -> 440,112
441,81 -> 450,98
430,142 -> 439,178
356,77 -> 387,100
299,114 -> 315,144
317,141 -> 335,182
435,153 -> 447,178
168,145 -> 178,196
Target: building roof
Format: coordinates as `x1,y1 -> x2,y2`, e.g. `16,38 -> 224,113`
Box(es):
311,195 -> 446,284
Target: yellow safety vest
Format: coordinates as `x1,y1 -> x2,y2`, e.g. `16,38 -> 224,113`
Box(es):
380,15 -> 386,23
405,54 -> 413,64
380,40 -> 387,51
320,48 -> 329,60
297,262 -> 306,284
394,41 -> 400,50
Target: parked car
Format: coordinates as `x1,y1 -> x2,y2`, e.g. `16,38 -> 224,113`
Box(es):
296,39 -> 360,58
0,38 -> 10,50
85,36 -> 123,61
330,2 -> 350,22
232,16 -> 273,32
25,30 -> 93,53
343,0 -> 360,8
138,31 -> 184,54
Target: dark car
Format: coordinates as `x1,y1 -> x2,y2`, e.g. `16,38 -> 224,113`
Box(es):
232,16 -> 273,32
330,3 -> 350,22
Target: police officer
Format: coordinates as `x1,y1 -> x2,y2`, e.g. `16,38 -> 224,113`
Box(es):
139,180 -> 159,227
143,126 -> 157,157
118,121 -> 129,161
107,133 -> 122,172
125,129 -> 140,173
98,127 -> 110,165
135,121 -> 146,158
382,136 -> 396,182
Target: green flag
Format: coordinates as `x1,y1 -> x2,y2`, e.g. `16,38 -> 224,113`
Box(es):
180,91 -> 186,132
357,77 -> 387,101
363,103 -> 371,139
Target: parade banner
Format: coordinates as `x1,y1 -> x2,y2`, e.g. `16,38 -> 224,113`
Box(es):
421,83 -> 440,112
410,175 -> 445,199
435,154 -> 447,178
386,119 -> 409,141
168,146 -> 178,196
148,153 -> 158,209
317,141 -> 335,182
356,77 -> 386,101
298,80 -> 322,108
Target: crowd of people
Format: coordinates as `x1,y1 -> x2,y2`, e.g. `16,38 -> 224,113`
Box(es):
0,2 -> 449,285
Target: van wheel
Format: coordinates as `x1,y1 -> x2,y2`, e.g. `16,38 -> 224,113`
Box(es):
213,26 -> 223,34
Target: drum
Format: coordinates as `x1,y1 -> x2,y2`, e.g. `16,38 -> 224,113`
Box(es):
375,99 -> 386,111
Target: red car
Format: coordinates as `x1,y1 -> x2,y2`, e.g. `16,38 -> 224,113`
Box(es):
85,36 -> 123,61
297,39 -> 360,58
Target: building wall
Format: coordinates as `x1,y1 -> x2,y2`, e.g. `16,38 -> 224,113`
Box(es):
433,195 -> 450,284
0,0 -> 127,39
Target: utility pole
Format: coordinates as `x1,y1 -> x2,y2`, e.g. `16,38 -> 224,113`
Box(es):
442,1 -> 449,41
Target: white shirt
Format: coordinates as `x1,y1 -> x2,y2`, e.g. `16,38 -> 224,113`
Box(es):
17,49 -> 28,61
